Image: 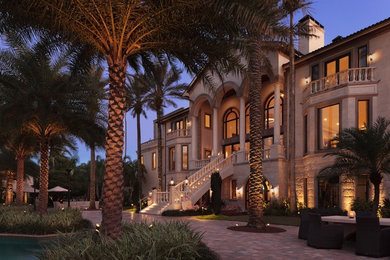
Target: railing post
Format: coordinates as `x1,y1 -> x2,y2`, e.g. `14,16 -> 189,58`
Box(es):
152,189 -> 157,204
169,189 -> 174,204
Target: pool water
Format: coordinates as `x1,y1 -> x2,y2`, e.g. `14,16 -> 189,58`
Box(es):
0,237 -> 48,260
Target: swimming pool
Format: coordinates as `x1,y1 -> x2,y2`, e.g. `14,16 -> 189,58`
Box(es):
0,236 -> 49,260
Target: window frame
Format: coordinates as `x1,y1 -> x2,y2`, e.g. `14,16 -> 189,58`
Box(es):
317,103 -> 341,150
181,145 -> 188,171
325,53 -> 351,76
204,113 -> 211,128
264,94 -> 283,129
152,152 -> 156,169
168,147 -> 175,171
223,108 -> 239,139
357,99 -> 370,130
358,45 -> 368,68
303,115 -> 308,154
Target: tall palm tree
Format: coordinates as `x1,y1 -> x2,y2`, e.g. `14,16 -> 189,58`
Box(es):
142,60 -> 187,191
282,0 -> 312,211
126,74 -> 150,199
320,117 -> 390,214
76,66 -> 108,210
1,0 -> 251,238
0,36 -> 96,215
1,133 -> 36,206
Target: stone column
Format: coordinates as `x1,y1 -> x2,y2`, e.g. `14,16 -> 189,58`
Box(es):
273,84 -> 281,144
191,115 -> 198,161
239,96 -> 246,151
213,107 -> 218,156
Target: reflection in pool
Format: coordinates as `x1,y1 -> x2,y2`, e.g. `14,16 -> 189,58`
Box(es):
0,236 -> 50,260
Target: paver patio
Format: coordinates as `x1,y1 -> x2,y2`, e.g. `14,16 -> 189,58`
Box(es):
82,211 -> 381,259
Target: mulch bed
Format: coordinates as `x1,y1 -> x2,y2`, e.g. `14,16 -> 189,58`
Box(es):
227,225 -> 286,233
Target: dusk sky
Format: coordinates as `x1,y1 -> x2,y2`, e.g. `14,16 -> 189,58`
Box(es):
74,0 -> 390,163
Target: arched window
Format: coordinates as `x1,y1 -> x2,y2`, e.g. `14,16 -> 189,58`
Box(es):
245,105 -> 250,134
264,95 -> 283,129
223,108 -> 239,139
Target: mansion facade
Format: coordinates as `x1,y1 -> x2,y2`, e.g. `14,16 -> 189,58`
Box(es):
140,16 -> 390,214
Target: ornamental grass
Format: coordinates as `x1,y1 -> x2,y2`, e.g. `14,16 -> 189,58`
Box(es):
40,222 -> 219,260
0,206 -> 91,235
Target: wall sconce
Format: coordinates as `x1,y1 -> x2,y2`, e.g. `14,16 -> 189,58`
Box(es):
369,53 -> 374,62
305,77 -> 309,84
169,178 -> 175,186
184,176 -> 189,185
167,128 -> 172,133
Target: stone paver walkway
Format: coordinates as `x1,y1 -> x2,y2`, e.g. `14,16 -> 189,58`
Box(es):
82,211 -> 381,260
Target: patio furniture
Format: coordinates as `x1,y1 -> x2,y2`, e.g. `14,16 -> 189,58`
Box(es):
356,216 -> 390,257
298,209 -> 311,239
307,213 -> 344,249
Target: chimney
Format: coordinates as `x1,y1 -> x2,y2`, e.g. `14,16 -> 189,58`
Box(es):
298,15 -> 325,55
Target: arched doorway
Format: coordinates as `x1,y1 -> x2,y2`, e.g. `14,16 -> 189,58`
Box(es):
245,179 -> 271,210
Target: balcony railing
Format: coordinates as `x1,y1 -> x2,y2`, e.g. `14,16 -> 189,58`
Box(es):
166,128 -> 191,140
304,67 -> 376,98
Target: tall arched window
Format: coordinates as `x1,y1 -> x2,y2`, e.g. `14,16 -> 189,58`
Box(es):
245,105 -> 250,134
264,95 -> 283,129
223,108 -> 239,139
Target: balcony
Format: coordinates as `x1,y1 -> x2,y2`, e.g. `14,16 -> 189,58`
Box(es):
303,67 -> 376,100
166,128 -> 191,141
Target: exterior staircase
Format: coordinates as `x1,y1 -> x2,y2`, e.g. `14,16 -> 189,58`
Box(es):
140,153 -> 237,215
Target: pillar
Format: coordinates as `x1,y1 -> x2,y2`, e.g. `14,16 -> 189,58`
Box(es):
213,107 -> 218,156
273,84 -> 281,144
239,96 -> 246,151
191,115 -> 198,161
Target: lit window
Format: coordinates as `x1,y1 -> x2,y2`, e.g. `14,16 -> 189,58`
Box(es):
358,100 -> 369,130
223,108 -> 239,139
182,145 -> 188,170
204,150 -> 211,159
319,104 -> 339,149
169,147 -> 175,171
204,114 -> 211,128
264,95 -> 283,129
140,155 -> 144,165
152,152 -> 156,169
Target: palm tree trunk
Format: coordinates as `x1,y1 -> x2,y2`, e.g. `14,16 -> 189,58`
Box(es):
288,11 -> 297,211
373,182 -> 380,214
157,109 -> 163,191
247,43 -> 265,228
6,171 -> 14,205
137,113 -> 143,199
38,139 -> 49,215
89,145 -> 96,210
102,58 -> 127,240
16,155 -> 25,206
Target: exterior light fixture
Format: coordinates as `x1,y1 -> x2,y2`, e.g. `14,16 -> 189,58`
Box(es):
305,77 -> 309,84
184,176 -> 189,185
169,178 -> 175,186
369,53 -> 374,62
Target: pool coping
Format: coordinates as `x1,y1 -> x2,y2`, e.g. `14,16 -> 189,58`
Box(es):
0,233 -> 67,239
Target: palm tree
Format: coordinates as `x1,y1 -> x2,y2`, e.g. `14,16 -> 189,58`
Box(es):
0,36 -> 96,215
320,117 -> 390,214
1,0 -> 252,238
282,0 -> 312,211
142,60 -> 187,191
76,66 -> 108,210
126,74 -> 150,200
1,133 -> 36,206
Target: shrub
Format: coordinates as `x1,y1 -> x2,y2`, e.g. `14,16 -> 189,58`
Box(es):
351,198 -> 374,213
162,208 -> 212,216
379,198 -> 390,218
40,222 -> 219,260
210,171 -> 222,215
263,199 -> 291,216
0,205 -> 91,235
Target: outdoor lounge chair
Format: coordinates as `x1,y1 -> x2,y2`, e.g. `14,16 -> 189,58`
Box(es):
298,209 -> 310,239
307,213 -> 344,249
356,216 -> 390,257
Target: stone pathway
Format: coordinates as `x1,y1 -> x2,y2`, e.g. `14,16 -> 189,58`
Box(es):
82,211 -> 380,260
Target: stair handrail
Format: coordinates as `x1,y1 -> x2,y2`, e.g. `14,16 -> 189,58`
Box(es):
173,153 -> 237,197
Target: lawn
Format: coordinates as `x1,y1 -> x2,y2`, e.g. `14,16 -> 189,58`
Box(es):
196,214 -> 300,226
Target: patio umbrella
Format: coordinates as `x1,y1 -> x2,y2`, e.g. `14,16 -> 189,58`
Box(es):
48,186 -> 68,192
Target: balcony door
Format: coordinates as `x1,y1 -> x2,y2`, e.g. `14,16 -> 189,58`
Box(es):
325,54 -> 350,86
